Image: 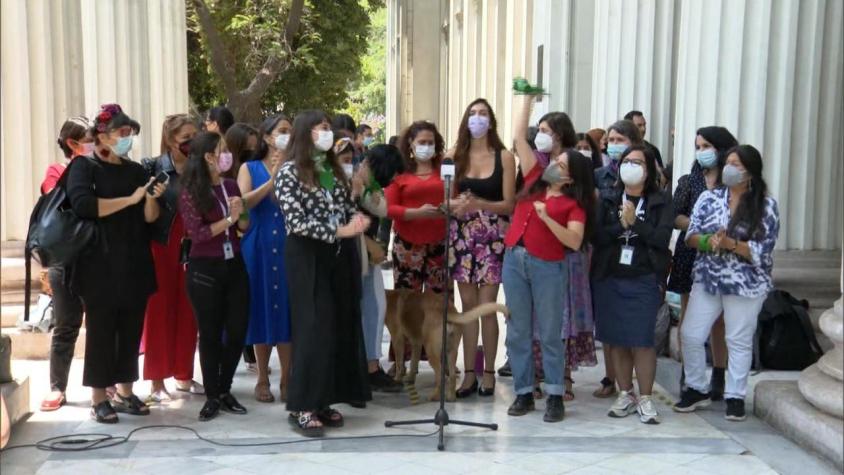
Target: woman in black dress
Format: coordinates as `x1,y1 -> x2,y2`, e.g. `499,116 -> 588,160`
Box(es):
274,110 -> 372,437
66,104 -> 164,423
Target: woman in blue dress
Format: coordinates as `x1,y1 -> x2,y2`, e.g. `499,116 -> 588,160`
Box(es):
237,114 -> 293,403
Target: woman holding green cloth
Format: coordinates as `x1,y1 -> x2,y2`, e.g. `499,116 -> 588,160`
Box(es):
274,110 -> 372,437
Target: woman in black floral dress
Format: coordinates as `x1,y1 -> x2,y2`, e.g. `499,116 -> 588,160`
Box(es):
274,110 -> 372,437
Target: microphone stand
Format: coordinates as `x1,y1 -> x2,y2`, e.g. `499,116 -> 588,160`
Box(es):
384,158 -> 498,451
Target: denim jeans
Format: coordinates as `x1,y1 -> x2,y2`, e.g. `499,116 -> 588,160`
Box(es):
502,246 -> 568,396
361,267 -> 386,361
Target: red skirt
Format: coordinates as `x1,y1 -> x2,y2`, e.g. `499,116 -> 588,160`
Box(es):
140,216 -> 197,381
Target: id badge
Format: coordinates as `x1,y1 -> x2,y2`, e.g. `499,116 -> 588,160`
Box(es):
223,241 -> 234,260
619,245 -> 634,266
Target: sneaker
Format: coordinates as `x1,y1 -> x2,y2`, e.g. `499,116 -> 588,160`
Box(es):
608,390 -> 637,418
507,393 -> 535,416
369,368 -> 403,393
637,395 -> 660,424
543,395 -> 565,422
725,398 -> 746,421
673,387 -> 711,413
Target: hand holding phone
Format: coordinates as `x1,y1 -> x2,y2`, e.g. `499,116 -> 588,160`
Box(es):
147,172 -> 169,195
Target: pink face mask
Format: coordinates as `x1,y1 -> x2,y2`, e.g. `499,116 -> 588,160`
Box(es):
218,152 -> 233,173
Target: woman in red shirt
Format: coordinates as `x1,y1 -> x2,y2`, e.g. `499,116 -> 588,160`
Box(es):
502,149 -> 595,423
385,121 -> 447,292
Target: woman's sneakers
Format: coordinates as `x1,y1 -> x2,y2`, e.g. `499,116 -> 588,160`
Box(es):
636,395 -> 660,424
607,390 -> 638,418
725,398 -> 746,421
673,387 -> 711,413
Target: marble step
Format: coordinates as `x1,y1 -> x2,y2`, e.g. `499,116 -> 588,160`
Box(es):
0,377 -> 31,428
0,328 -> 85,360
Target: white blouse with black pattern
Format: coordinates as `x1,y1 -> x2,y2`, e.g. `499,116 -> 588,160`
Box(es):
274,161 -> 357,243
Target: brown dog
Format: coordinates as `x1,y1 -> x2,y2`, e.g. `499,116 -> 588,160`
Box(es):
385,288 -> 509,402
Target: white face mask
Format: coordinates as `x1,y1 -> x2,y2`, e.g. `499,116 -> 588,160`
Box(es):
578,149 -> 592,158
414,144 -> 435,161
534,132 -> 554,153
619,162 -> 645,186
341,163 -> 354,178
314,130 -> 334,152
275,133 -> 290,150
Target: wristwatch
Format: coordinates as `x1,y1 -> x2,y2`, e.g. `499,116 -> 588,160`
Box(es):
226,215 -> 234,225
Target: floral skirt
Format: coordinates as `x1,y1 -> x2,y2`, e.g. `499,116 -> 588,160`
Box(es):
448,211 -> 509,285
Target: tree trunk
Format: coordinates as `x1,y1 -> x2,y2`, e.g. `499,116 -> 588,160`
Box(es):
227,92 -> 264,125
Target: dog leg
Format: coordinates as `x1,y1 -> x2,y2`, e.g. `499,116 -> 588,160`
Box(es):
405,343 -> 422,384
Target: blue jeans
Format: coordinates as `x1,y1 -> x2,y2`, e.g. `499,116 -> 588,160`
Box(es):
361,267 -> 386,361
502,246 -> 568,396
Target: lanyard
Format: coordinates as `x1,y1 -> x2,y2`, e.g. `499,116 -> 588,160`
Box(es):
621,193 -> 645,244
217,184 -> 230,240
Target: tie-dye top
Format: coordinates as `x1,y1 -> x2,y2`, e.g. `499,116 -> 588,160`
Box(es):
687,187 -> 780,298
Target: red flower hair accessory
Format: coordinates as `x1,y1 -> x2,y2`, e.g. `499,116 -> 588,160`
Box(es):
95,103 -> 123,133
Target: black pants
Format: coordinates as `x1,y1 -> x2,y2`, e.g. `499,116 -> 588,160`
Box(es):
285,236 -> 371,412
48,267 -> 84,392
82,293 -> 147,388
186,256 -> 250,400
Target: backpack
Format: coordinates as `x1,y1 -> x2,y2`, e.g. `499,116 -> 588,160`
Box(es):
754,289 -> 824,371
23,157 -> 98,322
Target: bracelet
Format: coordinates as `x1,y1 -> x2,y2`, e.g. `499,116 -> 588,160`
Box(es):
698,234 -> 712,253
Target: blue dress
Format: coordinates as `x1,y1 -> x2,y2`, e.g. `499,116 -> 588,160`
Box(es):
242,160 -> 291,344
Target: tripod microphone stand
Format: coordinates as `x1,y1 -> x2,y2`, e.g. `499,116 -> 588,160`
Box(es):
384,157 -> 498,451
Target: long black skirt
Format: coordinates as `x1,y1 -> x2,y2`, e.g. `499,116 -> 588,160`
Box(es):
285,235 -> 372,412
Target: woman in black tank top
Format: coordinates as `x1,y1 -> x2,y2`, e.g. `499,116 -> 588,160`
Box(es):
447,98 -> 516,398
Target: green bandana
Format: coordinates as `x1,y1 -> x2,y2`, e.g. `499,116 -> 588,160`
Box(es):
512,77 -> 548,95
313,152 -> 335,192
363,175 -> 382,199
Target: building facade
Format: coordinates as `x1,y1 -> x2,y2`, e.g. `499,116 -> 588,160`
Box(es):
386,0 -> 843,250
0,0 -> 189,241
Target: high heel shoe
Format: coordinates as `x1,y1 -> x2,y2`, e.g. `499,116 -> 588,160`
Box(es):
456,370 -> 478,399
478,370 -> 496,397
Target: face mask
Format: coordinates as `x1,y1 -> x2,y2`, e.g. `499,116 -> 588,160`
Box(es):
607,143 -> 628,161
620,162 -> 645,186
218,152 -> 233,173
695,149 -> 718,168
342,163 -> 354,178
414,144 -> 435,161
577,149 -> 592,158
362,136 -> 375,147
314,130 -> 334,152
534,132 -> 554,153
722,164 -> 747,187
110,135 -> 133,157
541,164 -> 569,185
468,115 -> 490,139
275,133 -> 290,150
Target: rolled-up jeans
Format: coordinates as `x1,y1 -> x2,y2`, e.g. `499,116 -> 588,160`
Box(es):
502,246 -> 568,396
361,267 -> 386,361
48,267 -> 84,392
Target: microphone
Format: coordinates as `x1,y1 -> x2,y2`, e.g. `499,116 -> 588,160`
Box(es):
441,158 -> 455,206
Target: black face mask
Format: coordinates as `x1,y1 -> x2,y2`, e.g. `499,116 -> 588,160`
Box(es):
178,140 -> 192,157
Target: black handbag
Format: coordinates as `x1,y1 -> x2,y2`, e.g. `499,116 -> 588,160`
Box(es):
24,157 -> 98,321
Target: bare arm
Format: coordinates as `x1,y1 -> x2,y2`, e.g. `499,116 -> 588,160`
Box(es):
542,216 -> 585,250
237,162 -> 276,209
513,95 -> 539,176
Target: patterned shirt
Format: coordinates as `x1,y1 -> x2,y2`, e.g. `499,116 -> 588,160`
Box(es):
687,187 -> 780,298
274,161 -> 357,243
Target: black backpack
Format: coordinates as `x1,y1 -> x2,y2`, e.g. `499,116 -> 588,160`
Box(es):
754,289 -> 824,371
24,157 -> 98,322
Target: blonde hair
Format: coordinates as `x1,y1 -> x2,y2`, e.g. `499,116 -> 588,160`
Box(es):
160,114 -> 195,155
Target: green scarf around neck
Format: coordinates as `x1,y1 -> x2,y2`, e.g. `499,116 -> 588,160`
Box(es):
312,152 -> 335,192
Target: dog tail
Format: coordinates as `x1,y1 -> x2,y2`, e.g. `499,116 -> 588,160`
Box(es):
447,303 -> 510,325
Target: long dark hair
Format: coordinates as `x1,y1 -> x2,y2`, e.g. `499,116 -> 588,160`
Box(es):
255,114 -> 289,161
537,112 -> 578,149
725,144 -> 769,239
181,132 -> 222,215
365,144 -> 405,187
453,98 -> 507,183
397,121 -> 445,173
694,126 -> 738,183
288,110 -> 344,188
577,132 -> 603,169
615,145 -> 660,195
207,106 -> 234,134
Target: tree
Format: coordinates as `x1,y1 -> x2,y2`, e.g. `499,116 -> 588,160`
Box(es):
342,6 -> 386,120
187,0 -> 383,124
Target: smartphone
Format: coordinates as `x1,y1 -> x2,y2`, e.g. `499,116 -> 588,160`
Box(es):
147,171 -> 169,194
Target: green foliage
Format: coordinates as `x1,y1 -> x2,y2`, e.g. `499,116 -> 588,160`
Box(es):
341,6 -> 386,120
187,0 -> 385,123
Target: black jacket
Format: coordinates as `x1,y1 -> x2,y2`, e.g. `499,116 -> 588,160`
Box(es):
590,188 -> 674,282
141,153 -> 183,245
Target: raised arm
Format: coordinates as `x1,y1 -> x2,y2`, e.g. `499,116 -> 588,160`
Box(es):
513,95 -> 539,176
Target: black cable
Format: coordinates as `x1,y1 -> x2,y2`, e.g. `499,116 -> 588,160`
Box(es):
0,424 -> 438,453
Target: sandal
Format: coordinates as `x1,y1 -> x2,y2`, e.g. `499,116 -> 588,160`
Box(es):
91,400 -> 118,424
592,377 -> 617,399
40,392 -> 66,412
317,407 -> 345,428
564,377 -> 575,402
533,384 -> 545,400
176,380 -> 205,395
456,370 -> 478,398
254,381 -> 275,403
289,412 -> 325,438
479,370 -> 496,397
111,392 -> 151,416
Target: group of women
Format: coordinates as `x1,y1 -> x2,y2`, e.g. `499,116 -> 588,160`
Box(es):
39,89 -> 779,436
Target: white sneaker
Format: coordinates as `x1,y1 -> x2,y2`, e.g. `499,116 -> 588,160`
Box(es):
608,390 -> 637,418
637,395 -> 660,424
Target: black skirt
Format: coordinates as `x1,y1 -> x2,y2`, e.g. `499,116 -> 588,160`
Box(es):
284,235 -> 371,412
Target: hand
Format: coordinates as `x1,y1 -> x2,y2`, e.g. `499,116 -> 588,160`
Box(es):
533,201 -> 548,220
354,161 -> 371,185
228,197 -> 244,219
132,178 -> 154,204
621,201 -> 636,227
147,182 -> 166,199
711,229 -> 727,252
447,195 -> 467,215
337,213 -> 371,238
270,155 -> 282,177
415,203 -> 442,218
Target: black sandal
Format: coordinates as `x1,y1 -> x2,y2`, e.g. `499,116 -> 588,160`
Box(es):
592,377 -> 617,399
289,412 -> 325,438
91,400 -> 118,424
112,392 -> 150,415
456,370 -> 478,398
317,407 -> 345,428
564,376 -> 575,401
479,370 -> 496,397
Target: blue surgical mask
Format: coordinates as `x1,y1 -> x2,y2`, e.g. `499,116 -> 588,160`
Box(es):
110,135 -> 134,157
695,149 -> 718,168
363,136 -> 375,147
607,143 -> 628,161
